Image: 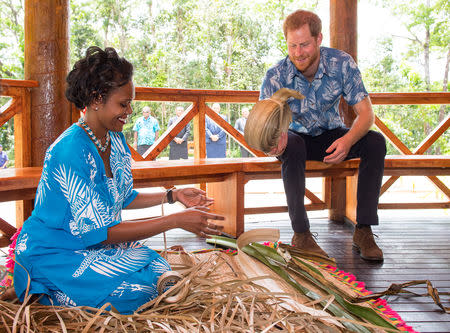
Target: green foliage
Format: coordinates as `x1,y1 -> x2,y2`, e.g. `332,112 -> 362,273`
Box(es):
0,0 -> 24,79
0,0 -> 448,157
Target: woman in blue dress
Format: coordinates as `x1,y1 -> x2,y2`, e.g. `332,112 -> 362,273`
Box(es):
13,46 -> 224,314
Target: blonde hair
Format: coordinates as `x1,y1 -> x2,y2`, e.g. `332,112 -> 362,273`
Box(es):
244,88 -> 304,153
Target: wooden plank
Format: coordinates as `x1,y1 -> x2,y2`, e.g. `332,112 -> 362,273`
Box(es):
145,104 -> 197,161
305,188 -> 323,204
244,203 -> 326,215
384,155 -> 450,167
14,88 -> 33,227
380,176 -> 400,196
193,100 -> 206,160
135,86 -> 258,103
427,175 -> 450,199
0,217 -> 17,238
207,172 -> 245,237
374,116 -> 411,154
0,78 -> 39,89
379,202 -> 450,209
326,176 -> 347,222
205,105 -> 265,157
370,92 -> 450,105
0,98 -> 21,127
345,174 -> 358,223
414,114 -> 450,154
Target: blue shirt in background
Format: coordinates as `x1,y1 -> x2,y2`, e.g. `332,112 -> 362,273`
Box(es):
133,116 -> 160,146
0,150 -> 8,168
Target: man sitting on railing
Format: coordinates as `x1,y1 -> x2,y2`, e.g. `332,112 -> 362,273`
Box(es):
256,9 -> 386,261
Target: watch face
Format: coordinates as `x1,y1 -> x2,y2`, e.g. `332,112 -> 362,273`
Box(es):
167,189 -> 174,204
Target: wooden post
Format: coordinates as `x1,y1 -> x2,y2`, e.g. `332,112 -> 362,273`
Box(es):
194,98 -> 207,191
20,0 -> 70,225
193,98 -> 206,160
14,88 -> 33,226
328,0 -> 358,222
25,0 -> 71,166
207,172 -> 245,237
330,0 -> 358,126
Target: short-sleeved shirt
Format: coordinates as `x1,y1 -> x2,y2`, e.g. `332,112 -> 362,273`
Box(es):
14,124 -> 161,308
0,151 -> 8,167
260,47 -> 368,136
133,116 -> 160,146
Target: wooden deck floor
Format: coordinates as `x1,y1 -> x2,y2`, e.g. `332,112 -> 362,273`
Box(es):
143,213 -> 450,333
1,212 -> 449,331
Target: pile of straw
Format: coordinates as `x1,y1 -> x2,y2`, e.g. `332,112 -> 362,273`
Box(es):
1,251 -> 347,332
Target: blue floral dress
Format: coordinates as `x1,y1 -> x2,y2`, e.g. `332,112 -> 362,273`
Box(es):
14,124 -> 170,314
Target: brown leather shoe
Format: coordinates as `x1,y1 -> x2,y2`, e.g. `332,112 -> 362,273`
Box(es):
291,231 -> 329,257
353,226 -> 384,261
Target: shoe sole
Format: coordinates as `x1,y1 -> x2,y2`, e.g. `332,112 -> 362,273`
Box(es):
352,244 -> 384,262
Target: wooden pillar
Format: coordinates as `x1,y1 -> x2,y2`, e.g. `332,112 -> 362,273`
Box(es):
194,98 -> 207,191
328,0 -> 358,223
25,0 -> 71,166
330,0 -> 358,126
20,0 -> 70,224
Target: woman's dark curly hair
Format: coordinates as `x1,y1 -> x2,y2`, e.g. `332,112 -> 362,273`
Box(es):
65,46 -> 133,109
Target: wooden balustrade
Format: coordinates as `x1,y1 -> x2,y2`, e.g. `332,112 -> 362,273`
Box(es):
1,79 -> 449,227
0,79 -> 38,225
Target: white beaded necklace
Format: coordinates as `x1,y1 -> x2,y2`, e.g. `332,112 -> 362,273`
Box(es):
78,117 -> 110,152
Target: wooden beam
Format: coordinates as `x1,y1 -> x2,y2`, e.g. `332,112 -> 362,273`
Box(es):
414,114 -> 450,154
194,100 -> 206,160
145,104 -> 197,161
25,0 -> 71,166
330,0 -> 358,127
371,92 -> 450,105
205,105 -> 265,157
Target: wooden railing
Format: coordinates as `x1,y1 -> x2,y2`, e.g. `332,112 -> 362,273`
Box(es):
126,87 -> 450,211
1,79 -> 449,222
0,79 -> 38,222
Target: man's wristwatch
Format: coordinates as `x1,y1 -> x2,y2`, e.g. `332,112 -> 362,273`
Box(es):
166,189 -> 175,204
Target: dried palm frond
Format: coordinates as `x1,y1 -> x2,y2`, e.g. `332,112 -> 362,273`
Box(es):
1,251 -> 345,332
208,229 -> 402,333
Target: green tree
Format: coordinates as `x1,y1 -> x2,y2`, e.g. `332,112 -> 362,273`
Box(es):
0,0 -> 24,79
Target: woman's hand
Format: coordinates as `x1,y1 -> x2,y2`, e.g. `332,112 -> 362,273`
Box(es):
175,207 -> 224,238
174,188 -> 214,208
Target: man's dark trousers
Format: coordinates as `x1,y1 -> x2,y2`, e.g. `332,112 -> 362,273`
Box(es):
278,128 -> 386,233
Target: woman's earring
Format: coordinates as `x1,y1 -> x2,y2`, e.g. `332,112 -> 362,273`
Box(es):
95,107 -> 98,111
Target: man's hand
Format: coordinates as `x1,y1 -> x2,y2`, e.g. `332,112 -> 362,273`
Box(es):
211,134 -> 219,142
323,136 -> 352,164
175,188 -> 214,207
174,137 -> 183,144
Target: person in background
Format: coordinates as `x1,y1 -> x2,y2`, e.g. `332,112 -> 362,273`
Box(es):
0,144 -> 8,168
133,106 -> 160,156
234,107 -> 251,157
259,9 -> 386,261
168,106 -> 190,160
205,103 -> 227,158
12,46 -> 224,314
